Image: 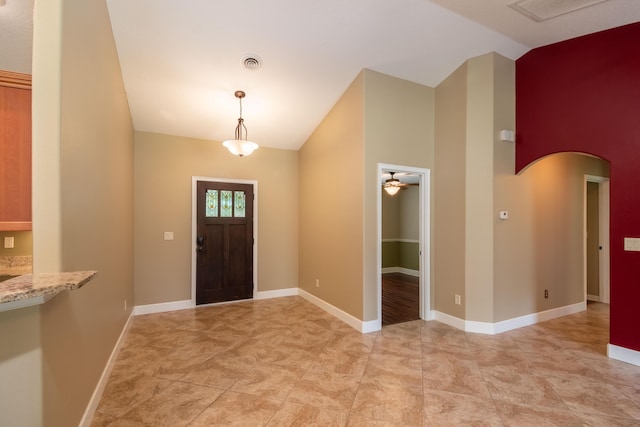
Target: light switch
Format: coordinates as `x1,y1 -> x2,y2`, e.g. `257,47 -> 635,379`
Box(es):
163,232 -> 174,241
499,211 -> 509,220
3,236 -> 14,249
624,237 -> 640,252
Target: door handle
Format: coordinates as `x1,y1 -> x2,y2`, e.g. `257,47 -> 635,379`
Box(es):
196,235 -> 206,253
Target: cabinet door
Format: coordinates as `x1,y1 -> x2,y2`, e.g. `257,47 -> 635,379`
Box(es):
0,82 -> 32,230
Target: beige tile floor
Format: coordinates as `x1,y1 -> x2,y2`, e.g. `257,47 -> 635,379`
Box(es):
91,298 -> 640,426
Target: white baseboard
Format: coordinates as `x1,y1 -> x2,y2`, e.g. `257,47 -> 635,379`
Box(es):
133,288 -> 301,315
434,301 -> 587,335
254,288 -> 298,300
608,344 -> 640,367
133,299 -> 193,315
298,289 -> 379,333
362,320 -> 381,333
433,310 -> 466,331
381,267 -> 420,277
493,301 -> 586,334
79,312 -> 134,427
587,294 -> 601,302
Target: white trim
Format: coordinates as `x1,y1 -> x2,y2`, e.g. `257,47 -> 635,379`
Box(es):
492,302 -> 586,333
598,180 -> 610,304
79,313 -> 134,427
433,310 -> 466,331
254,288 -> 298,300
362,320 -> 380,334
381,238 -> 420,243
587,294 -> 601,302
298,288 -> 378,333
433,301 -> 586,335
608,344 -> 640,367
191,177 -> 258,306
381,267 -> 420,277
377,163 -> 432,326
398,267 -> 419,277
133,299 -> 193,316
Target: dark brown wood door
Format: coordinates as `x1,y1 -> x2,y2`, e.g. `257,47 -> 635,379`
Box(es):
196,181 -> 254,304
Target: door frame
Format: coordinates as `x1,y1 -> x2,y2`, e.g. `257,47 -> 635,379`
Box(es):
584,174 -> 610,304
377,163 -> 432,327
191,176 -> 258,306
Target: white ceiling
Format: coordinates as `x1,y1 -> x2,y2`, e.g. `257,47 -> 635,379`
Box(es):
3,0 -> 639,151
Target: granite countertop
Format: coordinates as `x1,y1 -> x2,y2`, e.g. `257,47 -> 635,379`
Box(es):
0,255 -> 33,276
0,271 -> 97,312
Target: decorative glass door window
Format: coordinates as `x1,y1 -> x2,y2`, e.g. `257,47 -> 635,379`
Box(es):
235,191 -> 246,217
205,188 -> 247,218
221,190 -> 233,217
205,190 -> 218,217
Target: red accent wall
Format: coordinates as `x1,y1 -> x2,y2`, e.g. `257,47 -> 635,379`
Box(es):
516,23 -> 640,352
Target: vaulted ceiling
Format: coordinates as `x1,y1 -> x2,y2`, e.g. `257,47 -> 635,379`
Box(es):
2,0 -> 639,150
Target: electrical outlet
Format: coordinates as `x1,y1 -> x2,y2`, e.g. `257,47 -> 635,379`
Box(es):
4,236 -> 14,249
544,289 -> 549,299
315,279 -> 320,288
455,294 -> 461,305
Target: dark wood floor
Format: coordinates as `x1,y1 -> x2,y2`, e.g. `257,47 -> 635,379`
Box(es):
382,272 -> 419,326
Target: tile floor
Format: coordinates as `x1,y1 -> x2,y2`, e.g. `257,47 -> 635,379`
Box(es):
91,298 -> 640,426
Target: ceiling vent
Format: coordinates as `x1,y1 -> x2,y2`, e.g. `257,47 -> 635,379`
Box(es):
241,55 -> 262,71
508,0 -> 610,22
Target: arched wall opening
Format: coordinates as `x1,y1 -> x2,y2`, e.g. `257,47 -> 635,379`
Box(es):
510,152 -> 609,320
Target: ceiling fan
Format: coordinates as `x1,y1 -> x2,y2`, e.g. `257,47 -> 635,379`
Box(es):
382,171 -> 417,196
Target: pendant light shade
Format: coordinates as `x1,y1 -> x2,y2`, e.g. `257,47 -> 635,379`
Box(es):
222,90 -> 259,157
383,172 -> 403,196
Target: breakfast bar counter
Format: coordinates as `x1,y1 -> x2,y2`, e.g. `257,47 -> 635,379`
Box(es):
0,271 -> 97,312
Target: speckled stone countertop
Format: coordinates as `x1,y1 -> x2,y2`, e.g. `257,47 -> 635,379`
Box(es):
0,255 -> 33,276
0,271 -> 97,311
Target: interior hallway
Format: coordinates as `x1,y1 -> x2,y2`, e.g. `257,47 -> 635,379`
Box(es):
91,298 -> 640,426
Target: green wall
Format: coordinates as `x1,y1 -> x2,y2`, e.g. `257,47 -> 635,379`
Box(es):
382,240 -> 419,271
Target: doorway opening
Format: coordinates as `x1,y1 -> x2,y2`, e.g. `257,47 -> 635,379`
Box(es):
191,176 -> 258,306
377,163 -> 431,328
585,175 -> 610,304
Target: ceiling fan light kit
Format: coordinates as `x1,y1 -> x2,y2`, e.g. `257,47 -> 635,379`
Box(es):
383,172 -> 403,196
222,90 -> 259,157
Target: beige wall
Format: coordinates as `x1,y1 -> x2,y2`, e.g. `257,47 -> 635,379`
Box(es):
494,152 -> 609,321
1,0 -> 135,425
134,132 -> 299,305
382,186 -> 420,271
300,69 -> 434,322
382,193 -> 400,239
382,186 -> 419,240
0,231 -> 32,257
40,0 -> 135,422
434,62 -> 467,318
0,306 -> 41,425
299,73 -> 365,317
435,52 -> 610,323
464,54 -> 496,322
363,70 -> 435,321
399,186 -> 419,240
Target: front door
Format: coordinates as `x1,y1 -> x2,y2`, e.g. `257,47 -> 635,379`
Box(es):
196,180 -> 254,305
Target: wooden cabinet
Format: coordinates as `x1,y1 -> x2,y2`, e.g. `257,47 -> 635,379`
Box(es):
0,71 -> 32,231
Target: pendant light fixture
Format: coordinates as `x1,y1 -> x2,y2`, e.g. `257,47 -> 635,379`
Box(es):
222,90 -> 259,157
383,172 -> 402,196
